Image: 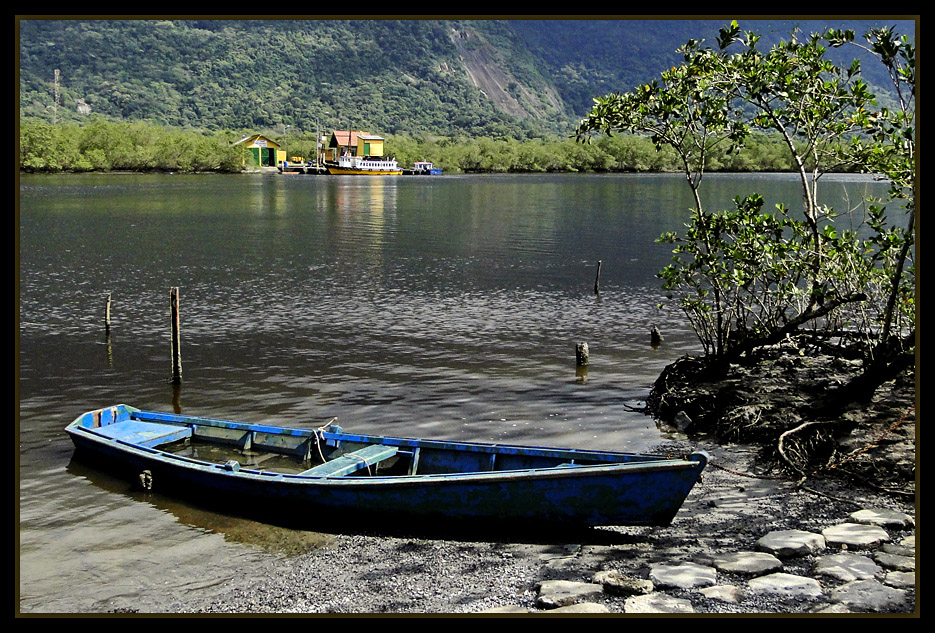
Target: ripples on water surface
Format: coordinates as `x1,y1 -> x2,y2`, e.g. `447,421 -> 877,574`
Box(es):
18,171 -> 888,612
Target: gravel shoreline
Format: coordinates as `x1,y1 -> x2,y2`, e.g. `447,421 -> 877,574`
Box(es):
135,436 -> 915,615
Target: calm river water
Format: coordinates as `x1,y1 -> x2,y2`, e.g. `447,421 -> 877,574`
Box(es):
18,171 -> 886,612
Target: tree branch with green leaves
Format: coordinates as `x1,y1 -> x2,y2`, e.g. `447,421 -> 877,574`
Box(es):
576,21 -> 915,372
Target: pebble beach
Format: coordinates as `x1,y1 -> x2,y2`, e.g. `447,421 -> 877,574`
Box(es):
137,439 -> 916,616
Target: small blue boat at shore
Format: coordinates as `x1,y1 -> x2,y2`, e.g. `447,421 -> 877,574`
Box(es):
65,405 -> 708,530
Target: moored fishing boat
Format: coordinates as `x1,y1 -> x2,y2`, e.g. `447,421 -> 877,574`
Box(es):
406,160 -> 442,175
327,154 -> 403,176
65,405 -> 709,530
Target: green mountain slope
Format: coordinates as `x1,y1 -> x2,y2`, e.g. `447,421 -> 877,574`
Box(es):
508,18 -> 916,115
18,18 -> 915,138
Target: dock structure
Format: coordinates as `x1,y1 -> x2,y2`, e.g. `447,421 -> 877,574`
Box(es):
278,163 -> 329,175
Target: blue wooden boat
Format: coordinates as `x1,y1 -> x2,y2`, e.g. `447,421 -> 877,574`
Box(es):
65,405 -> 708,529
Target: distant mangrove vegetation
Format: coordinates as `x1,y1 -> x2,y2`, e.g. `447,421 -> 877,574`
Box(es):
20,117 -> 831,175
19,119 -> 244,173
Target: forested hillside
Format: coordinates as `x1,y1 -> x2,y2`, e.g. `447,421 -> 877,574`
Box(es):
19,19 -> 565,137
18,18 -> 915,140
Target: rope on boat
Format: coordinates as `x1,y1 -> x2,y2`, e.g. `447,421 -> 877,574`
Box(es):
346,452 -> 374,476
313,417 -> 338,466
309,417 -> 376,475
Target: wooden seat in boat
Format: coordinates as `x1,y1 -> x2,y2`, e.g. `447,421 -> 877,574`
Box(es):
298,444 -> 399,477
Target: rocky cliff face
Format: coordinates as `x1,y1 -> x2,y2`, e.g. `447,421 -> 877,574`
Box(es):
447,25 -> 563,121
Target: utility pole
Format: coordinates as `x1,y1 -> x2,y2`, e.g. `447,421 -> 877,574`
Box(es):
53,69 -> 60,125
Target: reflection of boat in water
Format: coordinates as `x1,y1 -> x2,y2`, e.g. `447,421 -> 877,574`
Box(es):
326,154 -> 403,176
405,161 -> 442,175
64,457 -> 334,555
65,404 -> 709,531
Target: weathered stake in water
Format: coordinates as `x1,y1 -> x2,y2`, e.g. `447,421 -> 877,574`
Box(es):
103,292 -> 114,368
104,293 -> 111,334
170,287 -> 182,385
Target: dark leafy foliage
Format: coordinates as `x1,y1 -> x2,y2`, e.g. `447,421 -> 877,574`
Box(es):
577,21 -> 915,373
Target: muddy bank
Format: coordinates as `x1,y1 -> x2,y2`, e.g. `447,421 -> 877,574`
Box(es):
647,344 -> 917,493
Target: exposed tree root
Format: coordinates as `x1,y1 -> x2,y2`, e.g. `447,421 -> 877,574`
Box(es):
646,343 -> 916,492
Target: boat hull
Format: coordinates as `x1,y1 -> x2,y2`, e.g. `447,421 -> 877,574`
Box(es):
65,405 -> 708,530
326,166 -> 403,175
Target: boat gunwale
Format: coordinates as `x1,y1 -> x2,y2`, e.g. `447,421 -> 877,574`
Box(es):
75,406 -> 678,462
65,407 -> 709,486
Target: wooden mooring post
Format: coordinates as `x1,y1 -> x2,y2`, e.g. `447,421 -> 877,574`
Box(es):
575,342 -> 590,383
593,261 -> 602,295
104,292 -> 114,368
104,293 -> 112,333
170,287 -> 182,385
